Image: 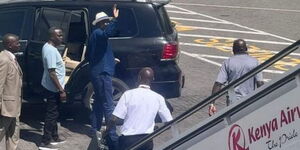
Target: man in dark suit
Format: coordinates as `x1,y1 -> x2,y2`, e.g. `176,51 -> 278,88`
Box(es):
86,4 -> 119,150
0,33 -> 23,150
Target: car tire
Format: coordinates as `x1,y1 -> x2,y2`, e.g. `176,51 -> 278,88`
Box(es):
83,77 -> 130,110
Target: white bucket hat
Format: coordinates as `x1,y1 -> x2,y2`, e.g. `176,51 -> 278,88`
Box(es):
92,12 -> 112,25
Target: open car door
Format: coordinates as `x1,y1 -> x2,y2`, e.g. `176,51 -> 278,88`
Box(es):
25,7 -> 71,98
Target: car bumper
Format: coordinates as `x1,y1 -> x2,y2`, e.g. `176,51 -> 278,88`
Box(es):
151,78 -> 183,99
122,67 -> 184,99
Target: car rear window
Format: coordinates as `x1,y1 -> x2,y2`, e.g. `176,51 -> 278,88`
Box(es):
0,9 -> 26,40
91,7 -> 138,37
157,6 -> 173,35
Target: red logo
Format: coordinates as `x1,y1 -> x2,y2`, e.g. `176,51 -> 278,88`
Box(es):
228,124 -> 249,150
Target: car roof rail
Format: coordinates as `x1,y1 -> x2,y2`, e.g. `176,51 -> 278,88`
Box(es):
135,0 -> 170,4
0,0 -> 171,5
80,0 -> 171,4
72,0 -> 171,5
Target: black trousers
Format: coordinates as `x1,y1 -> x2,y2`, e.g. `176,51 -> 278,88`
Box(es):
42,88 -> 60,144
119,134 -> 153,150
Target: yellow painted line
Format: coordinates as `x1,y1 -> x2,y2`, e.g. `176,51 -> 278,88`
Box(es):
176,25 -> 197,32
181,51 -> 284,74
172,20 -> 198,32
179,33 -> 293,45
180,42 -> 300,56
191,38 -> 300,71
169,4 -> 295,42
168,5 -> 299,71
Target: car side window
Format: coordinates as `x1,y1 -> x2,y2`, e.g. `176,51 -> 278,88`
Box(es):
157,6 -> 173,35
116,8 -> 138,37
0,9 -> 26,40
34,8 -> 72,42
91,7 -> 138,37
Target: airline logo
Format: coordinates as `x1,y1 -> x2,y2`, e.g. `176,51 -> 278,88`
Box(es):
228,124 -> 249,150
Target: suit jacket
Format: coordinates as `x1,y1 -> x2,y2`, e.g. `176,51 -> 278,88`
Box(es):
87,19 -> 118,76
0,50 -> 23,117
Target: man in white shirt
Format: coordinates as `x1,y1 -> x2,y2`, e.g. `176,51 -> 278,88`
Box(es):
108,67 -> 173,150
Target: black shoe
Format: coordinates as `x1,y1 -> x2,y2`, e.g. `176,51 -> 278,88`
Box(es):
38,142 -> 58,150
94,130 -> 109,150
50,137 -> 66,145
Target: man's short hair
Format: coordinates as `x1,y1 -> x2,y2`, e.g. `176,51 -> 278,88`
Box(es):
233,39 -> 247,53
139,67 -> 154,82
2,33 -> 19,49
48,27 -> 62,38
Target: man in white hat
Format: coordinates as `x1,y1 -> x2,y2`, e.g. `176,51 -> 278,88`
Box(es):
86,4 -> 119,150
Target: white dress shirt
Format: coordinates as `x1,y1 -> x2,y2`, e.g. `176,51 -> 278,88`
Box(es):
113,84 -> 173,136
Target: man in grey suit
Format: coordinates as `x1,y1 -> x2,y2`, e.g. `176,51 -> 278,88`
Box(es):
0,33 -> 23,150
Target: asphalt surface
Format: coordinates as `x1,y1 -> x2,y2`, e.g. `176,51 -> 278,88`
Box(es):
155,0 -> 300,148
1,0 -> 300,150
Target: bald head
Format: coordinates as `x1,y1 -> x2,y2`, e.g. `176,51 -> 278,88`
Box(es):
138,67 -> 154,85
233,39 -> 247,54
2,33 -> 20,53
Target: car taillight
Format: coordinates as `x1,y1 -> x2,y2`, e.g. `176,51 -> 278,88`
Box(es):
162,43 -> 178,60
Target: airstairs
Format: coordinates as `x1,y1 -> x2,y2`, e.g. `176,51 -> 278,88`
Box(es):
129,40 -> 300,150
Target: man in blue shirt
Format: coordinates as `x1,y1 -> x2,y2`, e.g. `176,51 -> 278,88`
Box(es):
39,27 -> 66,150
209,39 -> 264,116
86,4 -> 119,150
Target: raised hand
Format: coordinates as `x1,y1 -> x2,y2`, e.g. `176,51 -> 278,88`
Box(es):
113,4 -> 119,18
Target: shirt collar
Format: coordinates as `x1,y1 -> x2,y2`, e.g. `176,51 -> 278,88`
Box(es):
234,52 -> 248,56
4,50 -> 16,60
138,84 -> 150,89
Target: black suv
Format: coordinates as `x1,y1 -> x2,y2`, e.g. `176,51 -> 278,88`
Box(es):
0,0 -> 183,109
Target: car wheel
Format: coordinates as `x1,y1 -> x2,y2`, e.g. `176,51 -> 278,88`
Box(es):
83,77 -> 130,110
